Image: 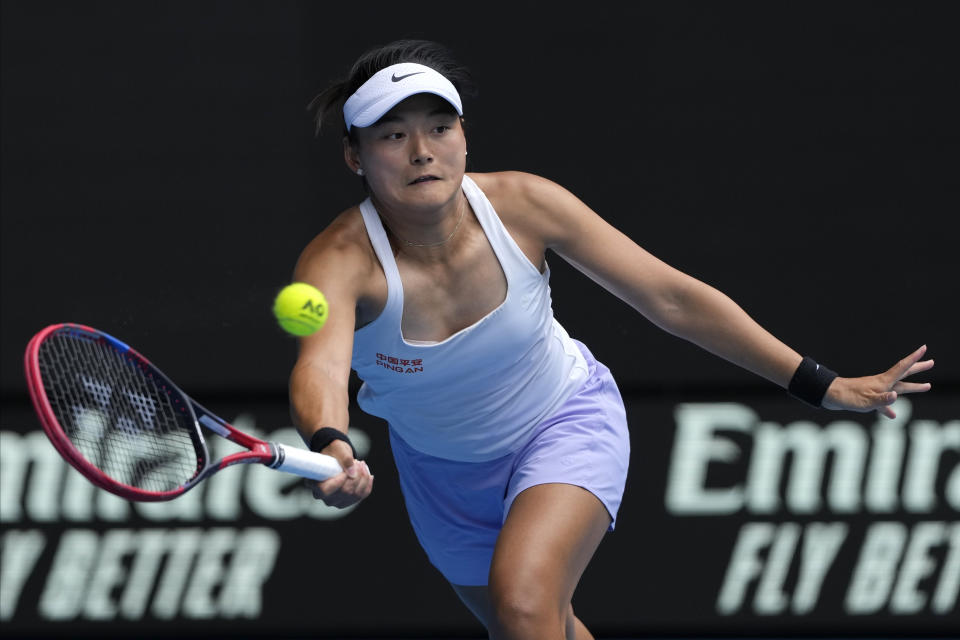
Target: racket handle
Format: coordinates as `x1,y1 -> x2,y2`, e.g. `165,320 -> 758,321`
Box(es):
271,443 -> 343,481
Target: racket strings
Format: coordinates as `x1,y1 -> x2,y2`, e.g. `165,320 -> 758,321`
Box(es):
38,331 -> 202,492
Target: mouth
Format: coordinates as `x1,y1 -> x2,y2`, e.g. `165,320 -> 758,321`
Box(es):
408,175 -> 441,185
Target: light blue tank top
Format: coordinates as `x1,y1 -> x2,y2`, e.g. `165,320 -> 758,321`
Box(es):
351,175 -> 588,462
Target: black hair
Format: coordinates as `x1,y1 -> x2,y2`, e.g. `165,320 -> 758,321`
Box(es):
308,39 -> 476,141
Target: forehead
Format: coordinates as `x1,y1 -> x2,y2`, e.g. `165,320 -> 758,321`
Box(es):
376,93 -> 458,123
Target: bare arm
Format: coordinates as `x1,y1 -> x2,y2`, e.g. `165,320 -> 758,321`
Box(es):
505,172 -> 933,416
288,212 -> 375,506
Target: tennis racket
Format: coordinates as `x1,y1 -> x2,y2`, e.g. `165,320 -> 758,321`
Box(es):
24,323 -> 342,502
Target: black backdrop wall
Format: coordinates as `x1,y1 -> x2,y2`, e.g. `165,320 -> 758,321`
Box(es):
2,2 -> 957,638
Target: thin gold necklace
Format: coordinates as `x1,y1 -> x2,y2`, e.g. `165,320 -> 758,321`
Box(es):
386,201 -> 466,248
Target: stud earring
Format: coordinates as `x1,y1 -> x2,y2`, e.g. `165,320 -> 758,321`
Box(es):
356,168 -> 364,176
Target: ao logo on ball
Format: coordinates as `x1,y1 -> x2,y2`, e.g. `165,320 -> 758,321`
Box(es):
272,282 -> 329,337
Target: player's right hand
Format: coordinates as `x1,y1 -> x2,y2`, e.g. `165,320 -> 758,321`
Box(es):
306,439 -> 374,508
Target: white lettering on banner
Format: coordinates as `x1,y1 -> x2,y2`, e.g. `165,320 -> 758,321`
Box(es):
845,522 -> 904,614
0,416 -> 370,524
85,529 -> 134,619
666,399 -> 960,617
121,529 -> 167,618
0,413 -> 368,622
152,529 -> 202,619
667,400 -> 960,515
182,528 -> 235,618
892,522 -> 945,613
34,527 -> 279,621
935,524 -> 960,613
39,529 -> 97,619
905,421 -> 960,512
846,521 -> 960,615
716,522 -> 772,613
0,530 -> 46,620
717,522 -> 847,615
218,527 -> 281,617
719,521 -> 960,615
666,403 -> 751,515
794,522 -> 848,614
866,414 -> 908,512
749,420 -> 867,514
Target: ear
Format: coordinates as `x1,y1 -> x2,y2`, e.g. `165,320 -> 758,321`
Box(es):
343,136 -> 362,174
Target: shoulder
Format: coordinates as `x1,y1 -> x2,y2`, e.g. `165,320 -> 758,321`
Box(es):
467,170 -> 569,208
293,205 -> 380,292
466,171 -> 595,248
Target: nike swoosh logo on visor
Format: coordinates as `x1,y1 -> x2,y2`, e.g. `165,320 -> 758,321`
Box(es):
392,71 -> 425,82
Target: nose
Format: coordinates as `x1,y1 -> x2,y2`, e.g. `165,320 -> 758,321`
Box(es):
409,132 -> 433,165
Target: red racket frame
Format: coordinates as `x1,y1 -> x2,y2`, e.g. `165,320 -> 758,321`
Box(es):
24,323 -> 283,501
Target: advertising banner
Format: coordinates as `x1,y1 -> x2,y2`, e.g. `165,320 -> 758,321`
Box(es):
2,393 -> 955,637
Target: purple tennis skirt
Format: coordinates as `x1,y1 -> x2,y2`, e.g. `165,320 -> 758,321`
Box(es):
388,340 -> 630,586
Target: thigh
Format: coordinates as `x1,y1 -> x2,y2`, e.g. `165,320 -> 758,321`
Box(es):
504,345 -> 630,534
491,482 -> 612,605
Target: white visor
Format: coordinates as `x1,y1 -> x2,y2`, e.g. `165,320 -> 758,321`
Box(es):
343,62 -> 463,131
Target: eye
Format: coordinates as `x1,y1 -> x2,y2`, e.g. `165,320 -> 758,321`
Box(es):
434,125 -> 450,134
384,131 -> 405,141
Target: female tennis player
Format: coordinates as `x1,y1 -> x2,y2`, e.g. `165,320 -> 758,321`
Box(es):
287,40 -> 933,639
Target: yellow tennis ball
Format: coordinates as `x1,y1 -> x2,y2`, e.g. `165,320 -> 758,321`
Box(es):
273,282 -> 328,337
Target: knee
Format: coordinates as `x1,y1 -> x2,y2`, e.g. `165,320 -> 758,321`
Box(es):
488,579 -> 567,639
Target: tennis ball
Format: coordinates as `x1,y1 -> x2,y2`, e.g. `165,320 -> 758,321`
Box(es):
273,282 -> 329,337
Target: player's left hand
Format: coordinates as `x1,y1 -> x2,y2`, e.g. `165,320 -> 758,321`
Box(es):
821,345 -> 934,419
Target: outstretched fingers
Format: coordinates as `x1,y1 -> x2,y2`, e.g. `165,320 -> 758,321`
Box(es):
888,345 -> 933,383
875,345 -> 934,417
893,380 -> 933,395
904,357 -> 935,379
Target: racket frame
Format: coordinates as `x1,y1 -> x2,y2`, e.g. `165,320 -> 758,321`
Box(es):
24,323 -> 331,502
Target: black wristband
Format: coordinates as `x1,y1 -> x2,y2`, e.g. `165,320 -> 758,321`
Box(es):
309,427 -> 357,459
788,356 -> 838,407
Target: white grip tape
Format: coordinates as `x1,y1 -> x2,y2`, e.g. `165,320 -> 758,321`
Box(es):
272,443 -> 343,481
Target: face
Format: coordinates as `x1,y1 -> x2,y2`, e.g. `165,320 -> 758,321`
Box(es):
344,93 -> 467,213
